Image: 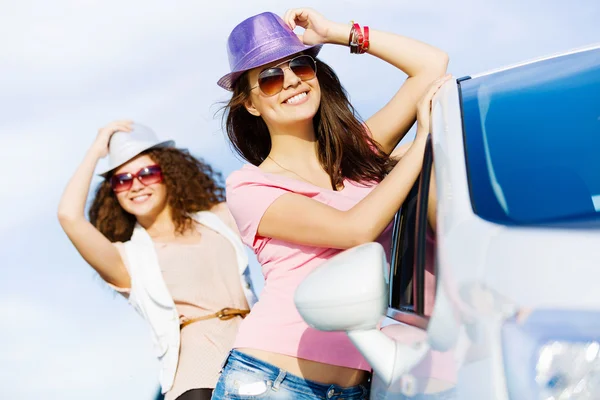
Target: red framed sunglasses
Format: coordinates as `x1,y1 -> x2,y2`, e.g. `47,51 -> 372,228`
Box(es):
110,165 -> 163,193
250,54 -> 317,97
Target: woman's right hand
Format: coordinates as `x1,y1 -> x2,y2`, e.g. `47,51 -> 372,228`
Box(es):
92,120 -> 133,158
283,8 -> 336,46
416,74 -> 452,138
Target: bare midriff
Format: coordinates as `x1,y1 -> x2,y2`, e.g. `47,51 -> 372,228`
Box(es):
237,348 -> 370,387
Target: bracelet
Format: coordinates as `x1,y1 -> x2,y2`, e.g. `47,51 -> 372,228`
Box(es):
361,25 -> 370,53
348,21 -> 369,54
348,21 -> 359,54
352,22 -> 364,54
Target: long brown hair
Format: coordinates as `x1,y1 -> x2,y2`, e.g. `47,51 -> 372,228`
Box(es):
223,57 -> 396,189
89,147 -> 225,242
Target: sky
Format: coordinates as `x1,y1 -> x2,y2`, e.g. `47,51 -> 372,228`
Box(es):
1,0 -> 598,399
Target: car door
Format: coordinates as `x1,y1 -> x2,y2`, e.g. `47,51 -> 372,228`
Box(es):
371,135 -> 457,398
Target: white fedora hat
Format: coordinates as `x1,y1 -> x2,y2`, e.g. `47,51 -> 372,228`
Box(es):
98,123 -> 175,177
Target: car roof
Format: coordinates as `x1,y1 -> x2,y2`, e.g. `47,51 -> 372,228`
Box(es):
470,42 -> 600,79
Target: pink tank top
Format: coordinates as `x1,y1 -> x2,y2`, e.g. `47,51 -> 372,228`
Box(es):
226,164 -> 392,371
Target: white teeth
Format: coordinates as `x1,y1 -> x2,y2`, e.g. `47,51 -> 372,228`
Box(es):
286,92 -> 307,104
132,194 -> 150,203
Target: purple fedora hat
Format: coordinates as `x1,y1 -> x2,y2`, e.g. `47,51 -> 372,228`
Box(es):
217,12 -> 322,91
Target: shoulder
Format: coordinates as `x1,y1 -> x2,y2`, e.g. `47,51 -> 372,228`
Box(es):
225,165 -> 289,226
209,202 -> 239,233
224,165 -> 321,246
226,164 -> 276,190
225,165 -> 323,217
210,201 -> 229,216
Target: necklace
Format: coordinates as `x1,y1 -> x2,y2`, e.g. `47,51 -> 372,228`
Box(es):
267,155 -> 317,186
267,155 -> 344,191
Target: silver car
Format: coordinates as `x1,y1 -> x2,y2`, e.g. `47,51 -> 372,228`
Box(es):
295,44 -> 600,399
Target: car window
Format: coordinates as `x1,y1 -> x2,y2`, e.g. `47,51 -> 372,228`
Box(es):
414,139 -> 436,316
460,48 -> 600,225
388,180 -> 418,313
388,137 -> 436,327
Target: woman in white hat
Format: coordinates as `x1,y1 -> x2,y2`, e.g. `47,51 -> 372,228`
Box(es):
57,120 -> 257,400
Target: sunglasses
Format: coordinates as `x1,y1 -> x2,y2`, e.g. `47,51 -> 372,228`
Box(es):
110,165 -> 163,193
250,54 -> 317,97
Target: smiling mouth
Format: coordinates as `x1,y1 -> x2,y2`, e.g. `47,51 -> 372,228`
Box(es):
284,91 -> 308,104
130,194 -> 151,204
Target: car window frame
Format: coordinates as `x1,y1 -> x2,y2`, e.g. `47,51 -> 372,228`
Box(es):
387,135 -> 434,329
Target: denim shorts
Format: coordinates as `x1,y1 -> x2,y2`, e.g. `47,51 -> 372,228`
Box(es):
211,350 -> 370,399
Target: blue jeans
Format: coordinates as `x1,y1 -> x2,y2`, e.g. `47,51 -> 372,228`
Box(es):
212,350 -> 370,399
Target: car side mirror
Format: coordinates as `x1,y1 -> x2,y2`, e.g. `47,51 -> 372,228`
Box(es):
294,242 -> 388,331
295,243 -> 429,386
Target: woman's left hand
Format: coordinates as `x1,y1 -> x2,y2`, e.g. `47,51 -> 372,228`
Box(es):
283,8 -> 334,45
415,74 -> 452,138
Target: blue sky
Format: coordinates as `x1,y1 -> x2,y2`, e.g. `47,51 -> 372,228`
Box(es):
1,0 -> 598,398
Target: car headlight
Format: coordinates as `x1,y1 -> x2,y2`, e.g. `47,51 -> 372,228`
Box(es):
502,309 -> 600,399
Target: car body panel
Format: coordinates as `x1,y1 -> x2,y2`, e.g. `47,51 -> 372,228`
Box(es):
378,44 -> 600,398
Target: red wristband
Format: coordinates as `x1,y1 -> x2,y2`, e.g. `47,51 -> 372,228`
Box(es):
353,22 -> 364,47
361,26 -> 370,53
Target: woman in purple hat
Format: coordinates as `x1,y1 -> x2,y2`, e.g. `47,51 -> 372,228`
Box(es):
57,120 -> 257,400
214,8 -> 450,400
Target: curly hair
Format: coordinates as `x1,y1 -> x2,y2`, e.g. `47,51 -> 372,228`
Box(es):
222,57 -> 397,190
88,147 -> 225,243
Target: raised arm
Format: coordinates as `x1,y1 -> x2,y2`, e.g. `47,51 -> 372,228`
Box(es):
361,28 -> 449,154
57,120 -> 132,288
257,76 -> 450,248
284,8 -> 449,154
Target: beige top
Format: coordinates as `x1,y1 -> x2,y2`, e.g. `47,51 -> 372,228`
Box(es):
113,204 -> 248,400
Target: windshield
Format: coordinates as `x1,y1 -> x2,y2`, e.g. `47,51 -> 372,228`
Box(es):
460,48 -> 600,225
